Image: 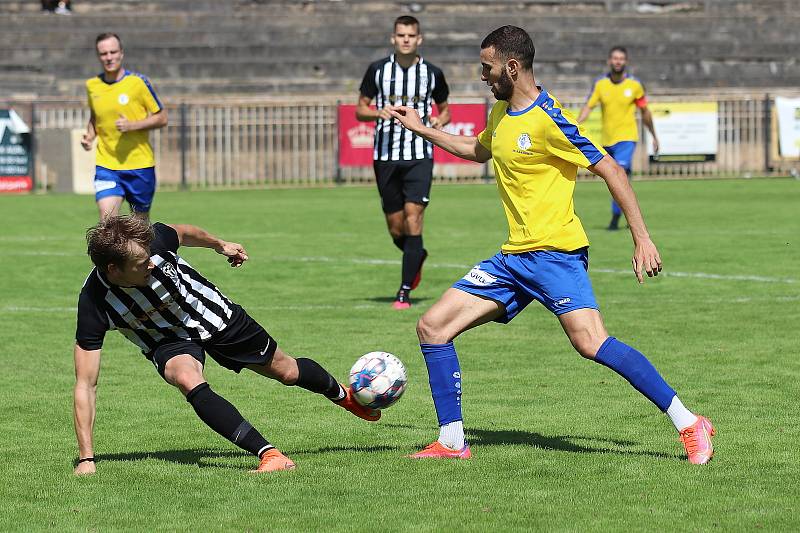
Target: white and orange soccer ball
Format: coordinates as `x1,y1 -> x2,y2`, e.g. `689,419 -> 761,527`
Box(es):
348,351 -> 407,409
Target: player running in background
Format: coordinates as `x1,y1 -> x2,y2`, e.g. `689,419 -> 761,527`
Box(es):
356,15 -> 451,309
389,26 -> 714,464
577,47 -> 659,230
73,215 -> 378,475
81,33 -> 168,220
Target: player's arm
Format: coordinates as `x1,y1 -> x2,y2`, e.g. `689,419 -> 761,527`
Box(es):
388,106 -> 491,163
355,94 -> 395,122
588,155 -> 662,283
168,224 -> 248,267
576,104 -> 593,124
639,105 -> 659,154
429,101 -> 451,130
73,343 -> 101,475
81,112 -> 96,151
115,109 -> 168,133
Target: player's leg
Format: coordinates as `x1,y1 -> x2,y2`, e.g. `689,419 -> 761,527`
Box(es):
153,343 -> 294,472
397,159 -> 433,300
411,254 -> 525,459
606,142 -> 635,230
120,167 -> 156,221
93,166 -> 125,220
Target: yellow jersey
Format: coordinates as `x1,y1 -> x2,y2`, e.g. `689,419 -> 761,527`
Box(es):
478,89 -> 606,254
585,74 -> 647,146
86,70 -> 163,170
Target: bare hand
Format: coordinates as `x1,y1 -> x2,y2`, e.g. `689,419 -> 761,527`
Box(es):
651,137 -> 660,155
632,237 -> 662,283
217,241 -> 248,267
74,461 -> 96,476
387,106 -> 424,133
115,114 -> 132,132
430,116 -> 444,130
80,132 -> 95,151
377,105 -> 396,121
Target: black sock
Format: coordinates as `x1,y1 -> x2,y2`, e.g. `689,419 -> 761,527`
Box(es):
392,235 -> 406,252
294,357 -> 344,400
186,383 -> 273,457
609,213 -> 621,228
401,235 -> 424,288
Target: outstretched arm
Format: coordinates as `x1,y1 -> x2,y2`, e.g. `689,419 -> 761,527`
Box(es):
74,344 -> 101,475
388,106 -> 491,163
588,155 -> 662,283
169,224 -> 248,267
577,104 -> 593,124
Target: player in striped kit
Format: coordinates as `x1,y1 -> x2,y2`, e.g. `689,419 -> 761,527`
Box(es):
356,15 -> 451,309
72,215 -> 378,475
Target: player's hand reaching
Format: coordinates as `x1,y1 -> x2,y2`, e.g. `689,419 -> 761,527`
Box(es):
388,106 -> 425,133
632,237 -> 662,283
74,460 -> 96,476
217,241 -> 249,267
377,105 -> 397,121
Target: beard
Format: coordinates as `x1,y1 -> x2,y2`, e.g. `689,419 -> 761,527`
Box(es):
610,64 -> 626,75
492,67 -> 514,101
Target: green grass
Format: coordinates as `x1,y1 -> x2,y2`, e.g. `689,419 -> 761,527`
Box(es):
1,178 -> 798,532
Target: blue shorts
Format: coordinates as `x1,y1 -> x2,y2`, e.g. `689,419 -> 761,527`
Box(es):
452,248 -> 599,323
94,166 -> 156,212
604,141 -> 636,171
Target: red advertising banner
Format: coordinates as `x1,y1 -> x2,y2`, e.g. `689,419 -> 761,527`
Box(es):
0,176 -> 32,193
338,103 -> 487,167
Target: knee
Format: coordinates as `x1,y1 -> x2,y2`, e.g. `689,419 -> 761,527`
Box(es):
569,332 -> 607,360
172,369 -> 205,395
416,313 -> 450,345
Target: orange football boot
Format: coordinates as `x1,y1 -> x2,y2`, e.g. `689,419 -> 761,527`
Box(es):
332,384 -> 381,421
250,449 -> 296,473
409,441 -> 472,459
679,415 -> 716,465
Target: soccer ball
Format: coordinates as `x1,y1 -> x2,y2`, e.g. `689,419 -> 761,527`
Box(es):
348,351 -> 407,409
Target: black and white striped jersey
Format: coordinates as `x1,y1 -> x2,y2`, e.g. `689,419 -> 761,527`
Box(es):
76,223 -> 236,354
359,54 -> 449,161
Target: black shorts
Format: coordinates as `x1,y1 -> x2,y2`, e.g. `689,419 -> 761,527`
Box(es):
147,306 -> 277,380
373,158 -> 433,214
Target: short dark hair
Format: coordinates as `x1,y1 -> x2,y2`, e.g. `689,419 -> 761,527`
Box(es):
608,46 -> 628,58
394,15 -> 420,31
86,215 -> 154,272
95,32 -> 122,49
480,26 -> 535,71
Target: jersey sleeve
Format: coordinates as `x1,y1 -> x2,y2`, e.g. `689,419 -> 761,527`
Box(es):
133,73 -> 163,114
586,79 -> 601,108
75,279 -> 109,351
151,222 -> 180,255
544,107 -> 606,168
359,63 -> 379,99
431,67 -> 450,104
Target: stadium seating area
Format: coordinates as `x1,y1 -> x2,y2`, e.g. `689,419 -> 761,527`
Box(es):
0,0 -> 797,98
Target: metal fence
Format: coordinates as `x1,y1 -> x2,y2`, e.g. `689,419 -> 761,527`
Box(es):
6,91 -> 799,193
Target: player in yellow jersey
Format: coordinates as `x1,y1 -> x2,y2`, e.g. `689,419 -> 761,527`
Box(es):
390,26 -> 714,465
81,33 -> 168,220
577,46 -> 659,230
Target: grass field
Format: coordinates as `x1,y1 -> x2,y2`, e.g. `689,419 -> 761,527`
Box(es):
1,178 -> 798,532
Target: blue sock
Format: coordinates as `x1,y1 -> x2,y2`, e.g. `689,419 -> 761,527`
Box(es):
421,343 -> 463,425
611,199 -> 622,216
594,337 -> 676,412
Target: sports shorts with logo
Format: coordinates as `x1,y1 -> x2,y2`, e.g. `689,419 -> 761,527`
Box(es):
94,165 -> 157,212
373,159 -> 433,213
452,248 -> 599,322
146,305 -> 277,380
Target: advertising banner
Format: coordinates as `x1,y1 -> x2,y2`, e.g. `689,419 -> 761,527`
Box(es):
775,97 -> 800,158
338,103 -> 487,167
0,108 -> 32,193
647,102 -> 718,162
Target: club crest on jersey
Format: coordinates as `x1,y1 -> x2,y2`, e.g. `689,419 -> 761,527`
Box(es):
118,93 -> 129,105
463,266 -> 497,286
517,133 -> 532,151
161,262 -> 180,286
624,88 -> 633,98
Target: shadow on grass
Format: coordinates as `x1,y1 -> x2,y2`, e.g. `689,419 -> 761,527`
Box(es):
382,423 -> 676,460
89,449 -> 248,470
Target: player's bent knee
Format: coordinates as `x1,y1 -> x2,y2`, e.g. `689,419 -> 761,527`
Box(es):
570,335 -> 605,359
416,313 -> 450,345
